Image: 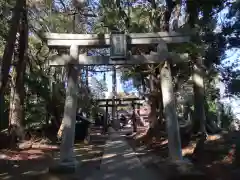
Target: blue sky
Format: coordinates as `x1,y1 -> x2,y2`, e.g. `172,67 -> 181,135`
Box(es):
93,70 -> 137,97
104,71 -> 124,96
217,6 -> 240,118
220,49 -> 240,117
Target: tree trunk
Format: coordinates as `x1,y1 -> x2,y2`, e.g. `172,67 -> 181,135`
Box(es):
164,0 -> 177,31
0,96 -> 6,130
8,1 -> 27,142
45,105 -> 50,125
185,0 -> 205,134
50,100 -> 61,128
144,72 -> 164,138
192,58 -> 207,134
50,68 -> 63,129
0,0 -> 24,95
147,0 -> 168,134
147,73 -> 159,137
54,96 -> 64,138
0,0 -> 24,131
216,99 -> 222,128
148,94 -> 158,129
0,98 -> 3,129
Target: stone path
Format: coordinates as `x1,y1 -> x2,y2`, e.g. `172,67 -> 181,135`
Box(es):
86,127 -> 161,180
0,127 -> 162,180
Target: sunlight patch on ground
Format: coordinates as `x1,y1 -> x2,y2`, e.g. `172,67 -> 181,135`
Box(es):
0,173 -> 8,178
123,152 -> 136,158
1,174 -> 12,180
75,154 -> 83,157
102,153 -> 117,159
182,142 -> 197,156
87,150 -> 102,154
206,134 -> 222,142
123,152 -> 146,157
74,146 -> 92,151
21,169 -> 48,175
0,149 -> 47,161
160,139 -> 168,145
81,156 -> 102,162
2,176 -> 12,180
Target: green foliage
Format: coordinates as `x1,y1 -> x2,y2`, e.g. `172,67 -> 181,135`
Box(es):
208,100 -> 217,113
222,65 -> 240,97
220,1 -> 240,97
24,96 -> 47,125
89,77 -> 107,99
223,0 -> 240,48
221,105 -> 235,129
0,0 -> 238,132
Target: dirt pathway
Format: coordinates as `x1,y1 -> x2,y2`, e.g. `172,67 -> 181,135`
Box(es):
0,126 -> 108,180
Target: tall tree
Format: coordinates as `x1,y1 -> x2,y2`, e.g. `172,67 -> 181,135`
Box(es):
0,0 -> 24,95
0,0 -> 24,129
8,0 -> 28,140
186,0 -> 225,134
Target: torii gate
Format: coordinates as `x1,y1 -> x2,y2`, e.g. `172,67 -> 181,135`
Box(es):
44,31 -> 189,171
97,97 -> 143,129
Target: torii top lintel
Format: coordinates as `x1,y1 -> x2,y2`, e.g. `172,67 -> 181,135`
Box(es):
96,98 -> 142,102
44,31 -> 190,47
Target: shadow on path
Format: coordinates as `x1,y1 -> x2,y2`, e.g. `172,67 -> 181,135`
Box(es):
0,127 -> 107,180
88,127 -> 162,180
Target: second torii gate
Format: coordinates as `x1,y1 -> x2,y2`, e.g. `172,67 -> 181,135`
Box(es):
44,31 -> 189,171
96,97 -> 142,131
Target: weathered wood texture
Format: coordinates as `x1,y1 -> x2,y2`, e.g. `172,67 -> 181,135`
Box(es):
59,45 -> 79,166
160,61 -> 182,160
44,32 -> 190,47
96,98 -> 142,102
99,103 -> 142,107
48,53 -> 188,66
98,101 -> 142,105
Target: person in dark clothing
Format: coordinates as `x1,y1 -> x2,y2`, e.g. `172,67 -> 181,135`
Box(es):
120,114 -> 127,127
100,114 -> 104,126
75,114 -> 91,141
95,114 -> 101,126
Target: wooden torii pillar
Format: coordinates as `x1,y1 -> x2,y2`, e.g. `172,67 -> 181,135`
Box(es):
112,66 -> 118,129
58,45 -> 79,170
131,101 -> 137,132
44,31 -> 189,170
104,100 -> 109,133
